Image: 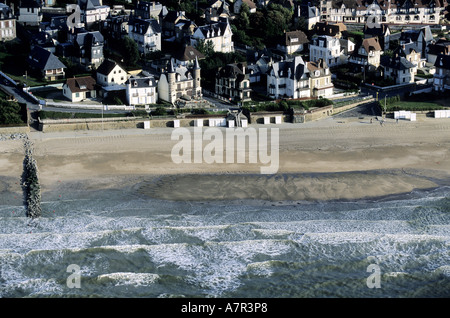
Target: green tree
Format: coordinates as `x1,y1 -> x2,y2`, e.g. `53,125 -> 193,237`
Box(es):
0,99 -> 23,125
121,36 -> 140,67
195,39 -> 215,57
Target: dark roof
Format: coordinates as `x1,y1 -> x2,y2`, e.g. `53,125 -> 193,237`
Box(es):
381,55 -> 415,70
27,46 -> 66,71
217,63 -> 248,82
50,16 -> 69,30
428,40 -> 450,56
0,3 -> 13,19
434,54 -> 450,69
313,21 -> 347,37
96,59 -> 125,76
128,17 -> 161,35
174,46 -> 205,62
65,76 -> 96,93
268,56 -> 309,81
283,30 -> 309,46
75,31 -> 104,47
195,19 -> 229,38
20,0 -> 41,8
79,0 -> 107,10
364,24 -> 390,37
163,10 -> 187,23
125,76 -> 157,88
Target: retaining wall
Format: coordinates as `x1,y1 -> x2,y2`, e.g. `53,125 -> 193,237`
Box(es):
0,126 -> 30,134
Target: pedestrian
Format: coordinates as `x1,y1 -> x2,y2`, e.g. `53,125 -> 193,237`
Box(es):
396,118 -> 399,124
370,118 -> 373,124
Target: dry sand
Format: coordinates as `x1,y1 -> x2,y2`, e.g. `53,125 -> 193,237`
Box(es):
1,117 -> 450,202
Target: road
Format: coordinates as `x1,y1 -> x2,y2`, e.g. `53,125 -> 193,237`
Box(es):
361,83 -> 433,100
333,101 -> 382,118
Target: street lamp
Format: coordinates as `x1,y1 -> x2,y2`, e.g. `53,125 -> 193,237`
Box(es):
23,71 -> 28,92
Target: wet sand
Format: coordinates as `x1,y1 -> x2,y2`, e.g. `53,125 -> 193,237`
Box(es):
1,117 -> 450,202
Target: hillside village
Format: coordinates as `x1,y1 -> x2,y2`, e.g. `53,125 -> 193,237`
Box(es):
1,0 -> 450,114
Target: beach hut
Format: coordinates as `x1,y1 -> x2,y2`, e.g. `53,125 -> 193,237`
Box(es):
143,121 -> 150,129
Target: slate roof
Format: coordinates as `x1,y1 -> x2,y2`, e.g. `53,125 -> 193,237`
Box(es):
217,63 -> 248,82
195,19 -> 229,38
268,56 -> 309,81
126,76 -> 158,88
128,17 -> 161,35
20,0 -> 41,9
27,46 -> 66,71
65,76 -> 96,93
96,59 -> 126,76
434,54 -> 450,69
0,3 -> 14,19
174,46 -> 205,62
381,55 -> 415,70
75,31 -> 104,47
427,39 -> 450,55
363,24 -> 390,37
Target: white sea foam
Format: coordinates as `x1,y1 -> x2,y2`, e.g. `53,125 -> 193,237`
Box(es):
96,272 -> 160,286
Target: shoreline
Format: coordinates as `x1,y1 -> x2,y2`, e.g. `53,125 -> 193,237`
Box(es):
1,119 -> 450,204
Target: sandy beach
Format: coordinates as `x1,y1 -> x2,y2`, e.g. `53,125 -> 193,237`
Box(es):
1,116 -> 450,202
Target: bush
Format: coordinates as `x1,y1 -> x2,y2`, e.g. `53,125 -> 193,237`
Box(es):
151,106 -> 167,116
0,99 -> 26,125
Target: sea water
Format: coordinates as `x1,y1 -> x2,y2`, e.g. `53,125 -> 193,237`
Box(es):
0,184 -> 449,298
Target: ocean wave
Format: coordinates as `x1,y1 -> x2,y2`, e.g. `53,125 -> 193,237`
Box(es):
96,272 -> 160,286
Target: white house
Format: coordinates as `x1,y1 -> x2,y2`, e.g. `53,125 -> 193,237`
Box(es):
128,17 -> 161,54
158,58 -> 202,104
18,0 -> 43,26
63,76 -> 97,102
278,30 -> 309,55
96,59 -> 128,87
267,56 -> 334,100
0,4 -> 16,41
348,37 -> 383,71
125,76 -> 158,106
78,0 -> 110,27
191,17 -> 234,53
309,35 -> 343,68
381,53 -> 416,85
267,56 -> 311,100
320,0 -> 446,25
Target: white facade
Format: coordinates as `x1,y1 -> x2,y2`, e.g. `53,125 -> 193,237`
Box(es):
18,6 -> 42,26
321,0 -> 445,25
267,56 -> 311,100
84,6 -> 110,25
128,18 -> 161,53
97,64 -> 128,87
126,77 -> 158,106
191,19 -> 234,53
309,35 -> 343,67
